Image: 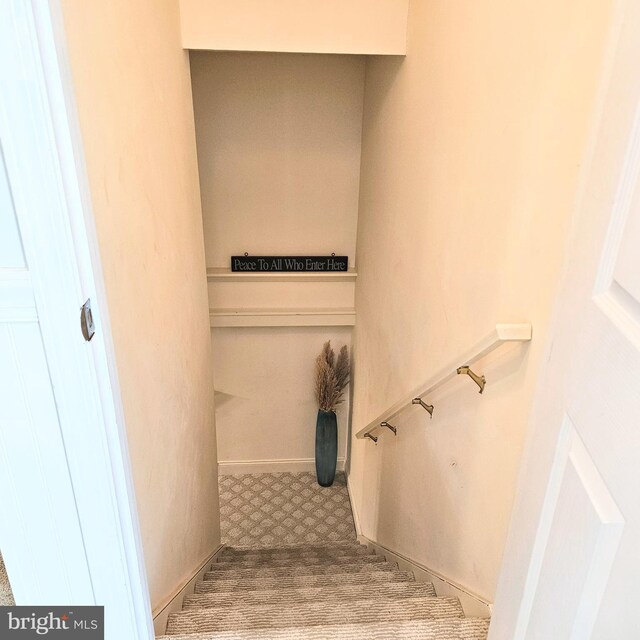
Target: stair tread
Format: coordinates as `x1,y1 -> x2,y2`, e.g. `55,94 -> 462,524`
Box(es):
158,618 -> 490,640
185,581 -> 437,609
204,561 -> 397,581
195,569 -> 415,593
213,554 -> 386,569
166,596 -> 465,634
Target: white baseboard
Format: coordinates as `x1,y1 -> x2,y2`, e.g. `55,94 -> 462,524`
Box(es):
358,536 -> 492,619
152,544 -> 224,636
345,471 -> 362,537
218,457 -> 345,475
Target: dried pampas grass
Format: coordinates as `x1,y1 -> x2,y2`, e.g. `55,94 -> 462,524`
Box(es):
315,341 -> 350,412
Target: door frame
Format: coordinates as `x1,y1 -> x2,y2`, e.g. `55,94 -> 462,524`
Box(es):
0,1 -> 153,637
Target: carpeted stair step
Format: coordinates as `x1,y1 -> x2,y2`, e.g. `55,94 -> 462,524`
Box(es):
194,569 -> 415,594
165,596 -> 465,635
184,580 -> 437,609
219,543 -> 372,561
203,561 -> 398,581
158,618 -> 490,640
212,554 -> 386,569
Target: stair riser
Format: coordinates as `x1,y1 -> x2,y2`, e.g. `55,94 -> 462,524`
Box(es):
157,618 -> 491,640
194,570 -> 415,594
184,582 -> 437,609
203,562 -> 398,581
213,555 -> 385,569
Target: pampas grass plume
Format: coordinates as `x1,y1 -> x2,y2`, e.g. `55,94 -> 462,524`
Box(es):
315,341 -> 350,412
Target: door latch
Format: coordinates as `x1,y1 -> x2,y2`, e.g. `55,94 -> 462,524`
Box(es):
80,298 -> 95,342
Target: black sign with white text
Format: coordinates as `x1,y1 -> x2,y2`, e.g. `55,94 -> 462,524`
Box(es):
231,256 -> 349,273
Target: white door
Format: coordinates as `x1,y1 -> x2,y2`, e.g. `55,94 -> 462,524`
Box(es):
491,2 -> 640,639
0,138 -> 95,605
0,1 -> 154,638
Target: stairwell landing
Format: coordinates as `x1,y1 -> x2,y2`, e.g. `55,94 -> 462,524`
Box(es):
156,472 -> 490,640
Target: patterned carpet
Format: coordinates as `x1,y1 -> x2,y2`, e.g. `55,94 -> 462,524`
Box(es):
158,475 -> 490,639
219,472 -> 356,547
158,542 -> 490,639
0,552 -> 14,606
160,620 -> 491,639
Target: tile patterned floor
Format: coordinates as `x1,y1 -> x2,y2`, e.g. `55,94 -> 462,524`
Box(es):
219,472 -> 356,548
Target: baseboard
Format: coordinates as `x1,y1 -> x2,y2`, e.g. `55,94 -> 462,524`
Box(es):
218,457 -> 345,475
357,536 -> 492,618
345,471 -> 362,537
152,544 -> 224,636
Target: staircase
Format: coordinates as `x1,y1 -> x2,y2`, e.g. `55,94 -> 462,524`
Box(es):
156,473 -> 490,639
157,541 -> 490,639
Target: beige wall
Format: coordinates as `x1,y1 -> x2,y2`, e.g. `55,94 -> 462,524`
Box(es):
213,328 -> 351,470
191,52 -> 365,268
180,0 -> 408,55
191,52 -> 363,469
349,0 -> 615,602
61,0 -> 220,609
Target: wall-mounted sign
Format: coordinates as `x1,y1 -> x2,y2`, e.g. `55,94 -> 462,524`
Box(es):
231,255 -> 348,272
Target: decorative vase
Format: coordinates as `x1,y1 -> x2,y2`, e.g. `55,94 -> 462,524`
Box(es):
315,409 -> 338,487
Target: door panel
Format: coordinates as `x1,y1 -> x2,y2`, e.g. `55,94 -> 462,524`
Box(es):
0,139 -> 93,603
595,106 -> 640,344
611,142 -> 640,303
524,420 -> 623,639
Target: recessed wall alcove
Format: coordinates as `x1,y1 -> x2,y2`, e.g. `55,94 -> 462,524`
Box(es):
190,50 -> 367,472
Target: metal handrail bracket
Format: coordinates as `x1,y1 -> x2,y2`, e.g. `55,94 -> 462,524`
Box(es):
380,421 -> 397,435
412,398 -> 434,417
456,365 -> 486,393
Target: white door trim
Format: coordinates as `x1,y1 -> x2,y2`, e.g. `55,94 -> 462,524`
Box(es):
0,1 -> 153,637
